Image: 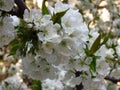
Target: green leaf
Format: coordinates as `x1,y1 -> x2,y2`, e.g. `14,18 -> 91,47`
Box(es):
62,0 -> 68,3
89,0 -> 93,3
89,57 -> 96,72
0,21 -> 3,26
10,39 -> 19,46
51,9 -> 68,24
32,80 -> 42,90
0,0 -> 4,6
84,43 -> 90,56
42,0 -> 49,15
9,39 -> 20,55
101,31 -> 111,45
90,34 -> 101,55
4,81 -> 9,87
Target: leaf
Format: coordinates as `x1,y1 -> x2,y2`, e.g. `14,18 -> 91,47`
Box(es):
0,0 -> 4,6
101,31 -> 111,45
0,21 -> 3,26
42,0 -> 49,15
51,9 -> 68,24
4,81 -> 9,87
9,39 -> 20,55
62,0 -> 68,3
89,57 -> 96,72
84,43 -> 90,56
90,34 -> 101,55
32,80 -> 42,90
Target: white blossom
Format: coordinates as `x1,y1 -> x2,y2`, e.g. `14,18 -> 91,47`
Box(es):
110,66 -> 120,79
0,0 -> 14,11
37,22 -> 61,43
24,9 -> 42,23
95,45 -> 111,76
61,9 -> 84,35
8,64 -> 19,75
0,16 -> 15,47
48,2 -> 73,14
42,79 -> 64,90
10,16 -> 20,27
21,54 -> 57,80
116,45 -> 120,57
82,76 -> 107,90
0,75 -> 27,90
63,71 -> 81,87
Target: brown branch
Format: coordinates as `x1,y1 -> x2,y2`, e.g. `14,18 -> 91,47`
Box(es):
9,0 -> 29,18
0,73 -> 9,83
105,76 -> 120,84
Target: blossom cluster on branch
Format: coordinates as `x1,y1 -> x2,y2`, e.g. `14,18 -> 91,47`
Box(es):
0,0 -> 120,90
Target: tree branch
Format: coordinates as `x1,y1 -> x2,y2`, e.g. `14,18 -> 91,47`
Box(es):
9,0 -> 29,18
105,76 -> 120,84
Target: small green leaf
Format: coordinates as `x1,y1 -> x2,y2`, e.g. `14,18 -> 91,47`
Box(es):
89,0 -> 93,3
84,43 -> 90,56
32,80 -> 42,90
51,9 -> 68,24
90,34 -> 101,55
4,81 -> 9,87
101,31 -> 111,45
9,39 -> 19,46
42,0 -> 49,15
89,57 -> 96,72
9,39 -> 20,55
0,21 -> 3,26
62,0 -> 68,3
0,0 -> 4,6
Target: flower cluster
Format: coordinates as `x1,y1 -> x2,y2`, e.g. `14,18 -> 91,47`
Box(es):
10,2 -> 119,90
0,0 -> 120,90
20,2 -> 89,81
9,1 -> 120,90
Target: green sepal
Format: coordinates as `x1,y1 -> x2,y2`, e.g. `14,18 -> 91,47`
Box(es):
51,9 -> 68,24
